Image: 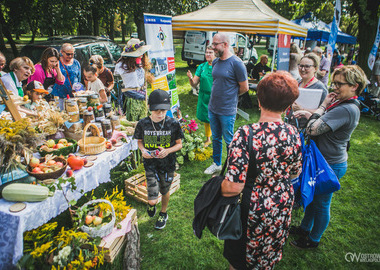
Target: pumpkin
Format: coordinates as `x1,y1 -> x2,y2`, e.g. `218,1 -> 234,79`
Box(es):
67,155 -> 84,171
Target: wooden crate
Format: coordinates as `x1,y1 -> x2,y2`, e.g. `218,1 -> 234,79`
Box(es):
98,209 -> 138,263
125,173 -> 180,204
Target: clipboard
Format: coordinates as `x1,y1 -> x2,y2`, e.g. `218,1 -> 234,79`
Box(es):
295,88 -> 323,110
0,78 -> 22,121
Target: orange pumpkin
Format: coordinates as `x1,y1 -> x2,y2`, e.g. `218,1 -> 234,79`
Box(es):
67,155 -> 84,171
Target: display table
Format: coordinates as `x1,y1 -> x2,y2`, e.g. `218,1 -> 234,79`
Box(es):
0,139 -> 138,269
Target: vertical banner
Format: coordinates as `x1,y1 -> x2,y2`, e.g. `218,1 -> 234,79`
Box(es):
327,0 -> 341,60
368,17 -> 380,70
276,34 -> 291,71
144,13 -> 179,118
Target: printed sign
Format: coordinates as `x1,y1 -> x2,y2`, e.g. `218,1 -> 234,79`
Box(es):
277,34 -> 291,71
144,13 -> 180,118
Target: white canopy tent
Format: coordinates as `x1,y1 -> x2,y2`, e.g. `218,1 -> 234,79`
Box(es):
172,0 -> 308,70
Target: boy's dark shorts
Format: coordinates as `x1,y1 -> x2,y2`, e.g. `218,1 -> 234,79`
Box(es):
145,170 -> 174,200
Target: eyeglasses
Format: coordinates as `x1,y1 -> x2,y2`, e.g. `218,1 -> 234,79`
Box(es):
331,81 -> 350,88
211,42 -> 224,47
63,52 -> 74,56
298,64 -> 314,70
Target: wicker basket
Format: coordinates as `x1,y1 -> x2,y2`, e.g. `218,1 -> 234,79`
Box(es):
78,123 -> 106,155
80,199 -> 116,238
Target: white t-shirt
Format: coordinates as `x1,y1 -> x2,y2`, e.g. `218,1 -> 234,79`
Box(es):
0,72 -> 21,96
114,62 -> 145,88
87,78 -> 105,95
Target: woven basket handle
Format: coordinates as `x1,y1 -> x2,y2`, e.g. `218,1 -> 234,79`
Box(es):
81,199 -> 116,220
82,123 -> 101,148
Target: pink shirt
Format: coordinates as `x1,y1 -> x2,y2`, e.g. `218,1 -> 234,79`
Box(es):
28,63 -> 65,85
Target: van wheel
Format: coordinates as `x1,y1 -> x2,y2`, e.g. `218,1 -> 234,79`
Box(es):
187,60 -> 196,68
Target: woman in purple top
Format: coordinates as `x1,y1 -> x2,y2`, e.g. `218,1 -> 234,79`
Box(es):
28,47 -> 65,100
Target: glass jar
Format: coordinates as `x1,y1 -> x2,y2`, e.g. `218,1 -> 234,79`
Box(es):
77,98 -> 88,114
110,116 -> 121,131
95,107 -> 105,122
89,94 -> 100,105
103,103 -> 112,118
83,111 -> 95,126
66,100 -> 80,123
93,122 -> 104,137
101,119 -> 112,139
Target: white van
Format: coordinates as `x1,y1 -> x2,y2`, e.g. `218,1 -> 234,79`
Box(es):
181,31 -> 258,67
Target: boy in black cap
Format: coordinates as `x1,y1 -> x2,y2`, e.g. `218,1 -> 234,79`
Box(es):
133,89 -> 183,229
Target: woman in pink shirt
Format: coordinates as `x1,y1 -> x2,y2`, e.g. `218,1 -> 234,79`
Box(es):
28,47 -> 65,101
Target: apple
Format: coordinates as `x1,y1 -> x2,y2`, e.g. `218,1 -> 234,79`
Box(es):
53,145 -> 58,149
85,215 -> 95,225
67,142 -> 73,146
32,167 -> 42,173
29,157 -> 40,168
47,160 -> 56,166
56,143 -> 65,149
111,139 -> 117,145
106,142 -> 112,149
58,139 -> 68,145
56,162 -> 64,167
40,145 -> 49,151
93,216 -> 102,226
66,169 -> 73,177
44,169 -> 54,173
46,139 -> 55,148
88,107 -> 93,112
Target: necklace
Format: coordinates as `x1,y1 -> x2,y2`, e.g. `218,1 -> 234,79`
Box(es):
150,117 -> 166,132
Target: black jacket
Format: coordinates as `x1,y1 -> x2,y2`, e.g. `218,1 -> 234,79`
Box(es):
193,175 -> 239,239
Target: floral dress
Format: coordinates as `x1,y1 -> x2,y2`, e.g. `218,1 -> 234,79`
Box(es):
225,122 -> 302,269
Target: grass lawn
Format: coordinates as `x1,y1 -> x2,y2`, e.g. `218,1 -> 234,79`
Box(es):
97,45 -> 380,269
21,41 -> 379,269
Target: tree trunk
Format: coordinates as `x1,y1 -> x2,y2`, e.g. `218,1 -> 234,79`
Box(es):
352,0 -> 380,77
108,13 -> 115,41
123,223 -> 140,269
0,12 -> 18,57
134,12 -> 145,40
92,8 -> 100,36
121,13 -> 126,43
0,25 -> 7,52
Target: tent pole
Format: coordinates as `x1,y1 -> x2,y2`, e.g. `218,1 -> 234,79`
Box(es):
271,32 -> 278,72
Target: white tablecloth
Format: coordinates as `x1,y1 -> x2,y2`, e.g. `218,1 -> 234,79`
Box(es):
0,139 -> 137,269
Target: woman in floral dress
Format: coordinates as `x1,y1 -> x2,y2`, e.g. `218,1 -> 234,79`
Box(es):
221,72 -> 303,269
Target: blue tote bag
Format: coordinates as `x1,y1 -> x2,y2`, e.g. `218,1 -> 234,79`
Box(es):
299,138 -> 316,209
311,141 -> 341,195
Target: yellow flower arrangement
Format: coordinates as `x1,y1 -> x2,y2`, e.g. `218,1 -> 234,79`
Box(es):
97,186 -> 132,223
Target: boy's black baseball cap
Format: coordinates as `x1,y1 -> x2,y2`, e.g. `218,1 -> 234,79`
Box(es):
148,89 -> 171,111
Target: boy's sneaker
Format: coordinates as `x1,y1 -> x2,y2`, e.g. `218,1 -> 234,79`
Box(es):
290,236 -> 319,249
204,163 -> 222,175
147,204 -> 156,218
155,212 -> 168,230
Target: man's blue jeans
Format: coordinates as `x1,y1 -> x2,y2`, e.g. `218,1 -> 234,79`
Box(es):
208,111 -> 236,166
300,161 -> 347,242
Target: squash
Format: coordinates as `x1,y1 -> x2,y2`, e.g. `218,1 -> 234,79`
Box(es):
1,184 -> 54,202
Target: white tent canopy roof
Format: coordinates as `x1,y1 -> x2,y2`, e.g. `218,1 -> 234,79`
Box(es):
172,0 -> 308,37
